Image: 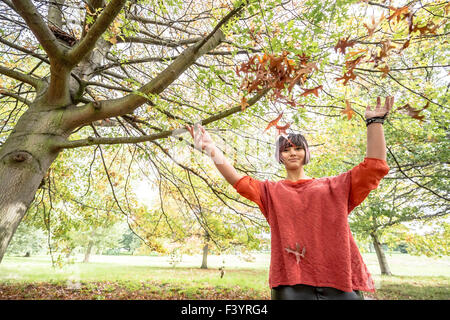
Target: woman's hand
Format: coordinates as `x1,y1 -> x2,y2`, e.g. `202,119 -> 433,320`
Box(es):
186,124 -> 243,185
365,96 -> 394,119
186,124 -> 215,153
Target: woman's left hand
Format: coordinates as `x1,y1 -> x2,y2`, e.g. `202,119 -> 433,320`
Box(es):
365,96 -> 394,119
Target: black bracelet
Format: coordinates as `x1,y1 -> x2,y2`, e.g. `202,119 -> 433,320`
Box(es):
365,112 -> 388,127
365,117 -> 384,126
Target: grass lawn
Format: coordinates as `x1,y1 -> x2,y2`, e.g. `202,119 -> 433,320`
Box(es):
0,253 -> 448,300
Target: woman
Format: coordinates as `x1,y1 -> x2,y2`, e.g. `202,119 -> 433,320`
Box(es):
186,96 -> 394,300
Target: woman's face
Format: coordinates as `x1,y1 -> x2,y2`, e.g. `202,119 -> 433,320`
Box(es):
280,145 -> 305,169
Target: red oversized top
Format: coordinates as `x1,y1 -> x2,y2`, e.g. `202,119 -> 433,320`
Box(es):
232,157 -> 390,292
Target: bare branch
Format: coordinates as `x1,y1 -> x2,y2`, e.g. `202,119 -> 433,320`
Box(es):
51,87 -> 269,150
0,65 -> 43,88
0,89 -> 31,105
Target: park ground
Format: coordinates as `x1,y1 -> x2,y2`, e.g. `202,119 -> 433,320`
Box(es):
0,252 -> 448,300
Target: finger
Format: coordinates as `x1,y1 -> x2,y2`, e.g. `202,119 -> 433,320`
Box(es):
186,125 -> 193,137
383,96 -> 390,110
376,96 -> 381,108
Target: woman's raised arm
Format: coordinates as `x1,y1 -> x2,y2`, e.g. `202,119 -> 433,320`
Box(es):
365,96 -> 394,161
186,124 -> 243,186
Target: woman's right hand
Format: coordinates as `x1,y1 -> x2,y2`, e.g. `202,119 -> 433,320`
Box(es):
186,124 -> 215,152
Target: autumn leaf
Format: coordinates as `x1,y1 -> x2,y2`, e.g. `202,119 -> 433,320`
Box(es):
380,40 -> 396,59
363,13 -> 385,37
264,112 -> 283,132
336,70 -> 357,85
334,37 -> 356,55
300,85 -> 323,97
287,62 -> 317,92
398,102 -> 429,121
345,55 -> 366,70
387,6 -> 410,23
237,52 -> 318,106
412,21 -> 440,35
275,123 -> 290,136
240,96 -> 249,111
399,39 -> 411,52
348,49 -> 368,57
379,64 -> 390,78
341,100 -> 354,120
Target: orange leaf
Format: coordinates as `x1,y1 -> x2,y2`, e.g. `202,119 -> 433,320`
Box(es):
334,37 -> 356,55
264,112 -> 283,132
276,123 -> 290,135
240,96 -> 249,111
348,49 -> 367,57
300,85 -> 323,97
378,64 -> 390,78
341,100 -> 354,120
363,13 -> 385,37
387,6 -> 410,23
398,102 -> 429,121
336,71 -> 357,85
399,39 -> 410,52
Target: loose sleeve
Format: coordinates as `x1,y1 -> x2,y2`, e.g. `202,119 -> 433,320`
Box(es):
232,176 -> 265,216
349,157 -> 390,211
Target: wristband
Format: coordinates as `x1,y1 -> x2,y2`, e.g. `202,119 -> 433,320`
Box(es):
365,117 -> 385,126
365,112 -> 388,127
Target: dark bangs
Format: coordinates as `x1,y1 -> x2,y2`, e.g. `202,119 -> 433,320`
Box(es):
279,134 -> 308,151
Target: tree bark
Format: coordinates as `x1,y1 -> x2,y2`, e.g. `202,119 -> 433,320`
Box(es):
201,243 -> 208,269
0,107 -> 68,263
371,232 -> 392,275
83,240 -> 94,263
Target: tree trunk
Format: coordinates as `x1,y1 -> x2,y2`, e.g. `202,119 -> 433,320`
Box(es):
201,242 -> 208,269
371,232 -> 392,275
83,240 -> 94,263
0,106 -> 66,263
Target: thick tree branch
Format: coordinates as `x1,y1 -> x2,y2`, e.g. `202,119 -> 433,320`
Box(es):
0,65 -> 43,88
11,0 -> 65,61
51,87 -> 269,150
66,0 -> 127,66
117,35 -> 202,47
61,3 -> 247,132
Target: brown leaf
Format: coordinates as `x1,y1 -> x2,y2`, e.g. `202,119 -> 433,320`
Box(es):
264,112 -> 283,132
379,64 -> 390,78
341,100 -> 354,120
387,6 -> 410,23
399,39 -> 411,52
398,102 -> 429,121
336,70 -> 357,85
345,54 -> 366,70
300,85 -> 323,97
348,49 -> 368,57
240,96 -> 249,111
275,123 -> 290,135
334,37 -> 356,55
363,13 -> 385,37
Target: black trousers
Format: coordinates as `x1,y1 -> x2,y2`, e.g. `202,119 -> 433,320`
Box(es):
271,284 -> 364,300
